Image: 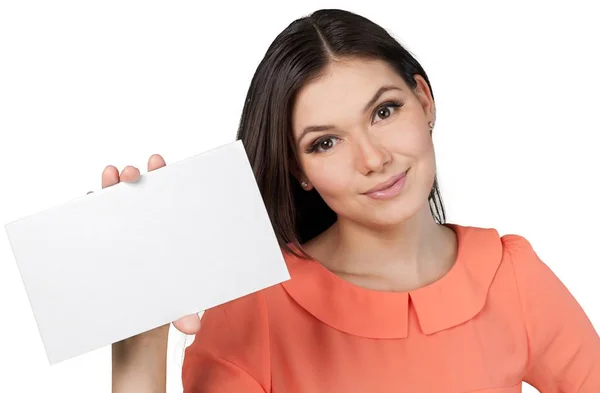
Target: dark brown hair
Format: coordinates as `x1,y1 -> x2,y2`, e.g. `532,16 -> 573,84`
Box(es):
236,9 -> 445,258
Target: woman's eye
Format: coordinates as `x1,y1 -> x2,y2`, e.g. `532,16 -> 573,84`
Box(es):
308,136 -> 340,153
372,101 -> 403,123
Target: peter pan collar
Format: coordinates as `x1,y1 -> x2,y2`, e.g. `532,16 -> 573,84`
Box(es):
281,224 -> 503,338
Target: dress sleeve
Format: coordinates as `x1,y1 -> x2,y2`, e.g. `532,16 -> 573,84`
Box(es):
181,292 -> 271,393
505,234 -> 600,392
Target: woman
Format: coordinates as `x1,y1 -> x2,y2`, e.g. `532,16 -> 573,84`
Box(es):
109,9 -> 600,393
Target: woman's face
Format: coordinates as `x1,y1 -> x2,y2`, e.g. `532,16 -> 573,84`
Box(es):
292,58 -> 437,227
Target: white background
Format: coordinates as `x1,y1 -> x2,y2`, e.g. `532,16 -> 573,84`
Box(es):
1,1 -> 598,392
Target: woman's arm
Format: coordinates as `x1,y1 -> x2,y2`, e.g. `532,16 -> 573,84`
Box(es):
505,235 -> 600,392
182,292 -> 271,392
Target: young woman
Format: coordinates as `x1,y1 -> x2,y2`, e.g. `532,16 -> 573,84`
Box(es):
109,9 -> 600,393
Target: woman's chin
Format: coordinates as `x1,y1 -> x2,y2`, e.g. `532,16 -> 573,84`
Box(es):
360,206 -> 420,228
357,194 -> 428,228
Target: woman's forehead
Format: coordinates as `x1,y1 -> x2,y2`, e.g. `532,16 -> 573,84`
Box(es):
292,59 -> 408,130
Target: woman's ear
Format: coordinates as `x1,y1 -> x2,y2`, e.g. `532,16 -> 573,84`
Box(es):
289,160 -> 313,191
300,179 -> 312,190
413,74 -> 436,123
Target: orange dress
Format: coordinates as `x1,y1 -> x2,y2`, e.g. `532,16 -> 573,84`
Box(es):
182,224 -> 600,392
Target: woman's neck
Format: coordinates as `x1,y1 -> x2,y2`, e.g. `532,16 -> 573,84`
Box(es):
304,203 -> 457,291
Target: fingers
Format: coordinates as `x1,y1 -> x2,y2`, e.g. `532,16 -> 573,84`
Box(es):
119,165 -> 140,183
172,314 -> 201,335
148,154 -> 166,172
102,165 -> 119,189
99,155 -> 165,194
102,164 -> 139,187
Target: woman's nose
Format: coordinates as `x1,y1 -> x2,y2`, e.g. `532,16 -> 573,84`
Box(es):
355,134 -> 391,175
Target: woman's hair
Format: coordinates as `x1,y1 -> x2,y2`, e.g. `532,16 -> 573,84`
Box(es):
236,8 -> 446,257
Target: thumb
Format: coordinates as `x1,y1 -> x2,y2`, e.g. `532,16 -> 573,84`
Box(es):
173,313 -> 202,335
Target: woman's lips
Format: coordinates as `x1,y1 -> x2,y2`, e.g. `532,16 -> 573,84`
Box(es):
364,171 -> 408,200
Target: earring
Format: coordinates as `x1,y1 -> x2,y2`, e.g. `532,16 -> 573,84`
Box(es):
428,121 -> 434,129
301,181 -> 308,189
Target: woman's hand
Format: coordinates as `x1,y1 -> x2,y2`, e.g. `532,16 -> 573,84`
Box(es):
101,154 -> 202,393
100,153 -> 202,335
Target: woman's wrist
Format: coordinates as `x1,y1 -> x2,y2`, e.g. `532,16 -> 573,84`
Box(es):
112,324 -> 170,393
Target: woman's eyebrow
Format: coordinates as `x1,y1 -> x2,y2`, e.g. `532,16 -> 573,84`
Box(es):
298,85 -> 403,142
362,85 -> 402,113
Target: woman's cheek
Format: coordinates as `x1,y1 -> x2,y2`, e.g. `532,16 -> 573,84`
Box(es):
386,125 -> 433,156
308,160 -> 354,200
313,174 -> 352,199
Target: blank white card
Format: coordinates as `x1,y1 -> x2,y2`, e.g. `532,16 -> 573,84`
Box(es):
5,140 -> 290,365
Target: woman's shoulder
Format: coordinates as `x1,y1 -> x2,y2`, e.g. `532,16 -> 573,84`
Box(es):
440,223 -> 547,290
447,222 -> 536,258
461,223 -> 541,265
450,223 -> 553,288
